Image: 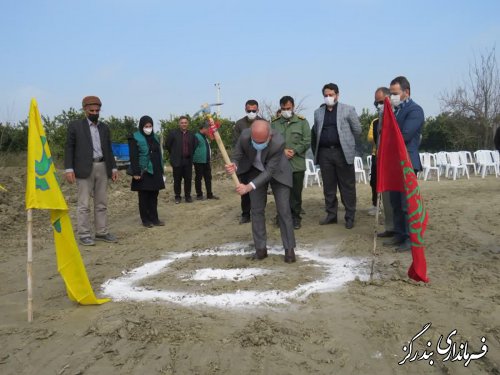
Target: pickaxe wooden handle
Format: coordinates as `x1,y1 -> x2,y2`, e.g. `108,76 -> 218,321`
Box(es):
208,118 -> 240,187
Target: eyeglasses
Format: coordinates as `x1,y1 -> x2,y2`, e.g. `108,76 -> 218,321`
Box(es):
246,110 -> 257,113
373,100 -> 384,107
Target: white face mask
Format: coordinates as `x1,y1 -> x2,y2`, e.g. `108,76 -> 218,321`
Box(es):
143,127 -> 153,135
324,96 -> 336,106
377,103 -> 384,112
246,112 -> 257,120
390,94 -> 401,108
281,110 -> 293,119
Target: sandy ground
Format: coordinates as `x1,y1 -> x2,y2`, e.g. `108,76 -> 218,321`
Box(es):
0,165 -> 499,375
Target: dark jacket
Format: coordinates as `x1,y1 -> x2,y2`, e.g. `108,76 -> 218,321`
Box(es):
394,99 -> 424,171
64,118 -> 116,179
165,129 -> 197,168
233,116 -> 263,146
495,126 -> 500,152
128,132 -> 165,192
231,128 -> 292,189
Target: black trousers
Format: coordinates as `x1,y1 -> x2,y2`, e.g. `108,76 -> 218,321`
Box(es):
138,190 -> 159,224
172,159 -> 192,198
318,147 -> 356,221
194,162 -> 213,197
370,155 -> 377,207
290,171 -> 305,220
238,170 -> 251,218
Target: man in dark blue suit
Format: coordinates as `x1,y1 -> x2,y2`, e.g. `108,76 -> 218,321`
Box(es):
384,76 -> 424,252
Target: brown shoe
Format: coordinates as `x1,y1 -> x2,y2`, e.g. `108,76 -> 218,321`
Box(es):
251,248 -> 268,260
284,248 -> 296,263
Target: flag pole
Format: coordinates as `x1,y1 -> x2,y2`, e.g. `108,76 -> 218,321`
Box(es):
370,193 -> 382,281
27,208 -> 33,322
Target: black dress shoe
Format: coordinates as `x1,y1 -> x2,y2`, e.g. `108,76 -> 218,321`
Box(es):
207,194 -> 219,200
345,219 -> 354,229
293,218 -> 301,230
142,222 -> 154,228
284,248 -> 296,263
377,230 -> 396,238
251,248 -> 268,260
239,216 -> 251,224
185,196 -> 193,203
383,237 -> 406,247
152,220 -> 165,226
395,239 -> 411,252
319,215 -> 338,225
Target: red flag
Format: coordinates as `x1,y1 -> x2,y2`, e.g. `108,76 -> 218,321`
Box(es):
377,98 -> 429,283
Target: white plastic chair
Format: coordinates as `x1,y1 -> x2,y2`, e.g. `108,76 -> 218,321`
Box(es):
490,150 -> 500,176
435,151 -> 449,176
460,151 -> 477,176
445,152 -> 469,180
303,158 -> 322,188
367,155 -> 372,179
354,156 -> 367,184
416,153 -> 425,179
475,150 -> 499,178
421,153 -> 440,181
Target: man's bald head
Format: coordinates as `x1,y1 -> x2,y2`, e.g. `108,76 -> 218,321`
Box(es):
251,119 -> 271,143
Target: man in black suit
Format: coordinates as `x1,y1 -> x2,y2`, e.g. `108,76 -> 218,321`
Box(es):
233,99 -> 262,224
165,116 -> 197,204
64,96 -> 118,246
226,120 -> 296,263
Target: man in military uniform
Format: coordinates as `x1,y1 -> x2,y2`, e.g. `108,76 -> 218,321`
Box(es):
271,96 -> 311,229
233,99 -> 262,224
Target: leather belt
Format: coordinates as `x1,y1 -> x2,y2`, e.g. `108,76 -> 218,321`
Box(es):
93,157 -> 104,162
320,145 -> 341,149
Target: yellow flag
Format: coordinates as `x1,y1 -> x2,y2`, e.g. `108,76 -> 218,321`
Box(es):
26,98 -> 109,305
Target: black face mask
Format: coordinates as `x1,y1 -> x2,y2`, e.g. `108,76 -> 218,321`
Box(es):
88,114 -> 99,123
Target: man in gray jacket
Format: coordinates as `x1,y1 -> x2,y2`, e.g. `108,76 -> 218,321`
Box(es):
226,120 -> 296,263
64,96 -> 118,245
311,83 -> 361,229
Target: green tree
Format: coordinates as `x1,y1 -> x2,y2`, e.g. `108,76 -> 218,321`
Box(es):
440,46 -> 500,148
106,116 -> 138,143
0,121 -> 28,153
420,113 -> 480,152
357,108 -> 378,157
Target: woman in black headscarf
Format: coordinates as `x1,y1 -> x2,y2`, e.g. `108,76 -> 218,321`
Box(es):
128,116 -> 165,227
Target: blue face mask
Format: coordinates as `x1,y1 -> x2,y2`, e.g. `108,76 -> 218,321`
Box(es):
251,139 -> 269,151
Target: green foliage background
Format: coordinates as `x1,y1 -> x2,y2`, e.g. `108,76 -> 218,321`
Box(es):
0,106 -> 495,167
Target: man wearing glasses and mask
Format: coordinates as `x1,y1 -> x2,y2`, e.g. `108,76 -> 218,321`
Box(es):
368,87 -> 395,238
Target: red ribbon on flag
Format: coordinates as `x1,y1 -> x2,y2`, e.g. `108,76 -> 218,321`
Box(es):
206,115 -> 220,140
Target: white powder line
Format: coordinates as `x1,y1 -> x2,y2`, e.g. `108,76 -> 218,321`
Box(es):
101,243 -> 370,308
186,268 -> 274,281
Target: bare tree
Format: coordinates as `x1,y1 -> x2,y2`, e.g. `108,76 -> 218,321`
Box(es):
440,46 -> 500,148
